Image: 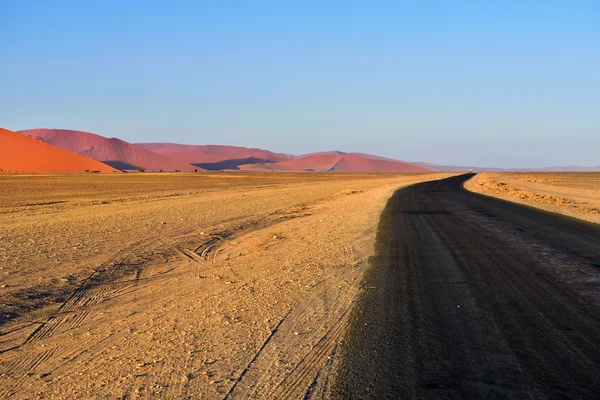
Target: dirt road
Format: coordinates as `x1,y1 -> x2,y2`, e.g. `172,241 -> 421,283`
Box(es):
333,174 -> 600,399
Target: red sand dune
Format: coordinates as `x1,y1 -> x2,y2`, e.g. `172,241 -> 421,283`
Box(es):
275,154 -> 345,171
242,153 -> 432,172
348,152 -> 398,162
19,129 -> 197,171
0,127 -> 117,173
136,143 -> 291,170
329,154 -> 431,172
139,143 -> 431,172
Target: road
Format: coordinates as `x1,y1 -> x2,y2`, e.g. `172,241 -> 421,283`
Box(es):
332,174 -> 600,399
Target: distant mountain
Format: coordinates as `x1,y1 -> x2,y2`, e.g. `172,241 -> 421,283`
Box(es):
415,162 -> 600,172
0,127 -> 117,173
18,128 -> 594,174
19,129 -> 196,171
412,162 -> 494,172
136,144 -> 431,172
135,143 -> 292,170
297,151 -> 398,162
531,166 -> 600,172
241,152 -> 432,172
348,153 -> 400,162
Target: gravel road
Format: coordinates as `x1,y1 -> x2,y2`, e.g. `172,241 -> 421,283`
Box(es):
333,174 -> 600,399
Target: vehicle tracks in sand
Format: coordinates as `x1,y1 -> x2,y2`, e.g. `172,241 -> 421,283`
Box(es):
0,236 -> 165,396
223,255 -> 361,399
0,203 -> 325,398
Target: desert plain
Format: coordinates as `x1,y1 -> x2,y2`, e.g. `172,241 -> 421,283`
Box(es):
0,172 -> 451,399
465,172 -> 600,224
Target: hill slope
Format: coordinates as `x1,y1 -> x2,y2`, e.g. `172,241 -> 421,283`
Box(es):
136,143 -> 291,170
243,153 -> 432,172
0,128 -> 117,173
331,154 -> 432,172
139,144 -> 430,172
20,129 -> 196,171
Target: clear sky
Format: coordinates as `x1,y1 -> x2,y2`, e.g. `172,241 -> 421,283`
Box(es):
1,1 -> 598,167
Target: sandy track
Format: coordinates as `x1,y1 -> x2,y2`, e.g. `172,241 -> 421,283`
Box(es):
0,172 -> 450,399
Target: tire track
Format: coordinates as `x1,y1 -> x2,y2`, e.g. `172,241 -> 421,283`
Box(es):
224,259 -> 359,399
272,312 -> 350,399
1,203 -> 319,398
224,308 -> 294,399
21,239 -> 149,345
270,274 -> 361,399
194,236 -> 223,264
0,237 -> 161,390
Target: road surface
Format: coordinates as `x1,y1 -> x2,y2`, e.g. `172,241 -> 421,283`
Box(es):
333,174 -> 600,399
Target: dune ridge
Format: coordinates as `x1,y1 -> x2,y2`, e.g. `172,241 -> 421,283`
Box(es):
139,143 -> 430,172
0,127 -> 117,173
19,129 -> 196,171
7,127 -> 432,173
136,143 -> 291,170
241,153 -> 432,172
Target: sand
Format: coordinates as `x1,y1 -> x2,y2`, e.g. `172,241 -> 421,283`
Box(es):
0,128 -> 117,174
464,173 -> 600,225
241,153 -> 432,173
135,144 -> 431,172
135,144 -> 290,166
19,129 -> 196,172
0,172 -> 452,398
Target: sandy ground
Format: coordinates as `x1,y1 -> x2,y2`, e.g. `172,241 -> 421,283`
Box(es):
0,172 -> 451,399
464,172 -> 600,225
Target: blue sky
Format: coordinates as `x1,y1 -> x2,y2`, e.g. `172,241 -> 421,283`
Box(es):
1,1 -> 598,167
